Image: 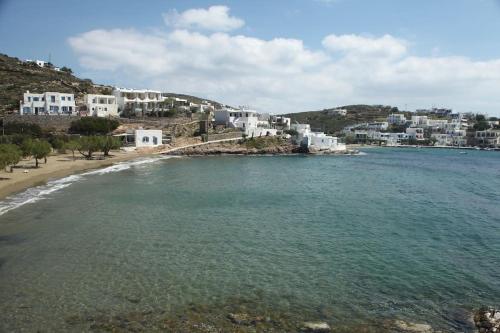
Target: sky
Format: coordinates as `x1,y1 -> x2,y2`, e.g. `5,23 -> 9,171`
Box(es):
1,0 -> 500,115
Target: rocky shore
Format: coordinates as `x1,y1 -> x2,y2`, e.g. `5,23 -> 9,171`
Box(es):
62,305 -> 459,333
474,307 -> 500,333
167,137 -> 357,156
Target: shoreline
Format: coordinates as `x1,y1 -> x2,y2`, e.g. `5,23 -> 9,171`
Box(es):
0,150 -> 155,201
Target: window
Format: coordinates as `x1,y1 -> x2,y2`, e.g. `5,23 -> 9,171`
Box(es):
28,97 -> 32,102
104,107 -> 107,111
23,107 -> 31,114
61,96 -> 66,101
67,96 -> 71,101
50,105 -> 59,112
99,99 -> 105,104
33,97 -> 39,101
92,98 -> 97,103
51,96 -> 56,103
62,106 -> 68,112
153,136 -> 158,145
246,113 -> 248,117
142,136 -> 150,143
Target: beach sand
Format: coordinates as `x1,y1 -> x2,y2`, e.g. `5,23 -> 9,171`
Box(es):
0,150 -> 150,200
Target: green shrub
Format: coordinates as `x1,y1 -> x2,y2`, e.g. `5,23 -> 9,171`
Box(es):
69,117 -> 119,135
3,121 -> 42,137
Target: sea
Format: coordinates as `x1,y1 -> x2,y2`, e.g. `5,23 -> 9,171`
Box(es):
0,148 -> 499,332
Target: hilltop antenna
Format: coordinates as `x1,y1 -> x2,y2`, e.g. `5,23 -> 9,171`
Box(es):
48,53 -> 51,65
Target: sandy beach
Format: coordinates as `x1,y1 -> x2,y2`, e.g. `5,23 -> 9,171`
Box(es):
0,150 -> 153,200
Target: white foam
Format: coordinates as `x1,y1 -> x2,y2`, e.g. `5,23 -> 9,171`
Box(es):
0,156 -> 178,216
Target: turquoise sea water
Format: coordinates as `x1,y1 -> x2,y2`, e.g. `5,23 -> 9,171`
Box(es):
0,148 -> 499,332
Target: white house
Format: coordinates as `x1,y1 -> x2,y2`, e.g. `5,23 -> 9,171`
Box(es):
476,130 -> 500,147
366,122 -> 389,131
84,94 -> 118,117
327,108 -> 347,116
135,129 -> 163,148
387,114 -> 407,125
406,127 -> 425,141
214,108 -> 260,131
291,123 -> 346,151
411,116 -> 429,127
113,88 -> 164,115
271,116 -> 291,130
19,91 -> 75,115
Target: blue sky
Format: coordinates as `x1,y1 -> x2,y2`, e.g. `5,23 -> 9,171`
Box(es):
1,0 -> 500,114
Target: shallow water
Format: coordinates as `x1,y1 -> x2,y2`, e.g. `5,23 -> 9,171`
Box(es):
0,148 -> 499,332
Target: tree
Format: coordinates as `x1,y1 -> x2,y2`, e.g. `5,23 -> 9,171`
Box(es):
0,144 -> 22,172
21,139 -> 34,158
31,140 -> 52,168
69,117 -> 119,135
77,136 -> 101,160
99,136 -> 122,156
60,66 -> 73,74
65,140 -> 81,161
474,121 -> 490,131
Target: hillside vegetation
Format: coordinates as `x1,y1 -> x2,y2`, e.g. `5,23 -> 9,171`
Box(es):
0,53 -> 113,114
0,53 -> 222,115
283,105 -> 401,134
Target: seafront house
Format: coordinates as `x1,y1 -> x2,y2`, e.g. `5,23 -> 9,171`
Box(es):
135,129 -> 163,148
406,128 -> 425,141
19,91 -> 75,115
291,123 -> 346,151
112,88 -> 164,115
83,94 -> 118,117
475,130 -> 500,147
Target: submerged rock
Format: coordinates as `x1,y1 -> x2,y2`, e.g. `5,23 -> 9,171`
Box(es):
300,321 -> 331,332
393,320 -> 433,333
227,312 -> 266,326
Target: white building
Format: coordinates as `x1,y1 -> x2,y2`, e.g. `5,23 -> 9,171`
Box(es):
84,94 -> 118,117
327,108 -> 347,116
135,129 -> 163,148
366,122 -> 389,131
427,119 -> 448,129
214,108 -> 260,131
411,116 -> 429,127
406,127 -> 425,141
291,123 -> 346,151
19,91 -> 75,115
387,114 -> 407,125
270,116 -> 291,130
476,130 -> 500,147
113,88 -> 164,115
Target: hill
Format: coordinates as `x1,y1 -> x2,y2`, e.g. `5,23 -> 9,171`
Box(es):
0,53 -> 113,114
0,53 -> 223,115
283,105 -> 401,134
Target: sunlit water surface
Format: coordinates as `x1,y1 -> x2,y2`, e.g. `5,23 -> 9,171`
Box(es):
0,148 -> 499,332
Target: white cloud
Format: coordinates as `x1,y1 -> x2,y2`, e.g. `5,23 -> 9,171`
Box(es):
322,34 -> 408,59
68,13 -> 500,115
163,5 -> 244,32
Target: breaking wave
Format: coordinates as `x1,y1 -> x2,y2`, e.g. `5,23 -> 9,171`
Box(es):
0,156 -> 177,216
